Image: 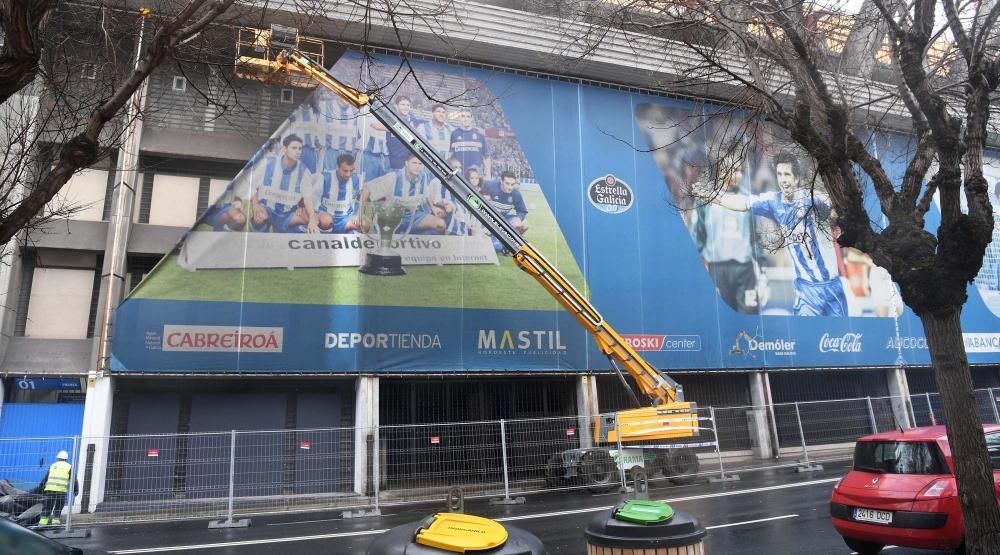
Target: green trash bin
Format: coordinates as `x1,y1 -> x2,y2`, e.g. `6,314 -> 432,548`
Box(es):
366,512 -> 547,554
585,500 -> 706,555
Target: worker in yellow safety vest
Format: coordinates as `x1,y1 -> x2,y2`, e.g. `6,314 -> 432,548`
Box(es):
38,450 -> 76,526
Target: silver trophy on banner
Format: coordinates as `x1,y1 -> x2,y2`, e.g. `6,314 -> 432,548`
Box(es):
359,196 -> 423,276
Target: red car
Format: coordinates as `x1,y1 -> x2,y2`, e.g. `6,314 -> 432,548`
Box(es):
831,424 -> 1000,554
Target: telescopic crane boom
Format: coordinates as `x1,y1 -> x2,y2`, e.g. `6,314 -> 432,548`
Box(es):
273,48 -> 698,444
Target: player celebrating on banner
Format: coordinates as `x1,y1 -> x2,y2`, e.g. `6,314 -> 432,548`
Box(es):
317,153 -> 366,234
690,154 -> 762,314
705,151 -> 847,316
250,134 -> 322,233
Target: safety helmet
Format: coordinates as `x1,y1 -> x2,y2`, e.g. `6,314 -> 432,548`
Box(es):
56,450 -> 69,460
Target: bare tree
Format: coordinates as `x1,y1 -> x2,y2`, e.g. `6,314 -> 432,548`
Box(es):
533,0 -> 1000,551
0,0 -> 241,246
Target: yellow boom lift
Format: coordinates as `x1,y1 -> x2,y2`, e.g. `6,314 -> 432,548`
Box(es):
260,26 -> 704,488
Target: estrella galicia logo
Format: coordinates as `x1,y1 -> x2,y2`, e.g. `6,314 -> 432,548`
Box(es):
588,175 -> 633,214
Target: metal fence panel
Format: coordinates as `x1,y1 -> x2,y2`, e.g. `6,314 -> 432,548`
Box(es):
4,388 -> 1000,529
380,421 -> 504,504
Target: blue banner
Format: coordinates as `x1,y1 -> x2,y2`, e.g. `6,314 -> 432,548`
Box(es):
111,52 -> 1000,373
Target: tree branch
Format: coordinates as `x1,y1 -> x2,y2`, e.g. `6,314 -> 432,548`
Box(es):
0,0 -> 54,103
0,0 -> 237,244
940,0 -> 972,65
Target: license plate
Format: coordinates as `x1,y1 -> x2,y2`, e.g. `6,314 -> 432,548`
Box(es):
854,508 -> 893,525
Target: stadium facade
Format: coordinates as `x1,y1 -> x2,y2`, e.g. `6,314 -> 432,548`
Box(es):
1,0 -> 999,510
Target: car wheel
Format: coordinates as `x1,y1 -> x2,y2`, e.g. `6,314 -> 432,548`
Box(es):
842,537 -> 884,554
580,450 -> 617,493
543,454 -> 564,487
667,449 -> 700,484
650,453 -> 670,477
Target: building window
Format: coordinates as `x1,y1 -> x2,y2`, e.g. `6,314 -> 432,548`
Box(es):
81,63 -> 97,80
25,267 -> 97,339
280,89 -> 294,104
172,76 -> 187,92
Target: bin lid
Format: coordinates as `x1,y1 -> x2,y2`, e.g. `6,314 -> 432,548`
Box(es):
614,500 -> 674,525
585,505 -> 706,549
415,513 -> 508,553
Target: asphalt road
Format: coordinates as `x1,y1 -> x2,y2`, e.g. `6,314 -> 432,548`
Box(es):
53,460 -> 953,555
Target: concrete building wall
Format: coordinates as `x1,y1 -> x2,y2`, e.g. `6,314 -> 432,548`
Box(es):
24,267 -> 95,339
148,174 -> 199,227
50,169 -> 108,222
208,179 -> 229,206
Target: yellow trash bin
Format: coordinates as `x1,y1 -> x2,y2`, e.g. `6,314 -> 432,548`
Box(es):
367,512 -> 547,554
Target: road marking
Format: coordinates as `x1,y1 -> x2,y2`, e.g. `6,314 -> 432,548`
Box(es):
498,477 -> 840,522
265,514 -> 395,526
851,547 -> 898,554
706,514 -> 798,529
108,529 -> 391,553
108,477 -> 840,553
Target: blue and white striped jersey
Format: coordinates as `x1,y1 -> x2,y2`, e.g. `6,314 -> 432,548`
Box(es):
319,172 -> 362,216
318,97 -> 362,153
748,190 -> 840,283
361,108 -> 388,155
289,104 -> 323,149
418,121 -> 453,160
430,180 -> 470,235
253,156 -> 318,214
365,168 -> 434,206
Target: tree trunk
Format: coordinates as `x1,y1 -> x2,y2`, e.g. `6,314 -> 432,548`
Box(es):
921,310 -> 1000,554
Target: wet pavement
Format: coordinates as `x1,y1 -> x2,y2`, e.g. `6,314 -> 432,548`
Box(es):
52,460 -> 950,554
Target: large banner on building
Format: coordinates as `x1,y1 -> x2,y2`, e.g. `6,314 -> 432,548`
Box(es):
111,52 -> 1000,373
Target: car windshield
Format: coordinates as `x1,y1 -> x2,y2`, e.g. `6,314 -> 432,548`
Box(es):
853,441 -> 948,475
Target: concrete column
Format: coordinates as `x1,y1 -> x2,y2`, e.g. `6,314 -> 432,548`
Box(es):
575,374 -> 599,448
0,243 -> 22,362
78,15 -> 148,512
748,371 -> 773,459
885,367 -> 914,428
353,376 -> 379,495
78,375 -> 115,509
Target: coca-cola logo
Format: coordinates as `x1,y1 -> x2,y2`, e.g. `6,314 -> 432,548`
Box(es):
819,333 -> 863,353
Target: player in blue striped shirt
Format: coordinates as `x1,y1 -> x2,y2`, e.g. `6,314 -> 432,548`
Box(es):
288,101 -> 323,173
709,152 -> 847,316
361,152 -> 447,235
250,134 -> 321,233
317,153 -> 365,234
360,107 -> 390,181
387,96 -> 425,170
202,191 -> 246,232
418,104 -> 453,160
316,94 -> 362,174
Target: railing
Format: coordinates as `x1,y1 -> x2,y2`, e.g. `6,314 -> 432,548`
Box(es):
1,388 -> 996,534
